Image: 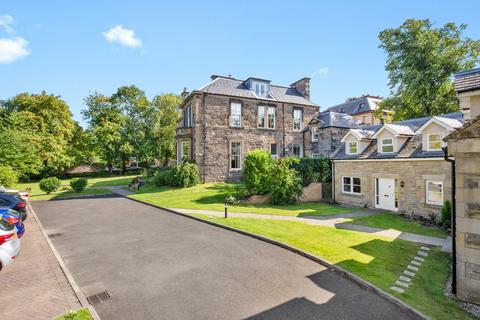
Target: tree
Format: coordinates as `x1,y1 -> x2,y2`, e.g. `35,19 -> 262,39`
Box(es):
150,94 -> 182,167
377,19 -> 480,120
1,92 -> 76,173
82,93 -> 124,172
67,122 -> 99,167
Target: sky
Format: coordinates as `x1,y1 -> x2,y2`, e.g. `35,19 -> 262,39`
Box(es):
1,0 -> 480,126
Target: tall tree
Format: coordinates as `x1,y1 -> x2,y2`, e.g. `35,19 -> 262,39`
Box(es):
377,19 -> 480,120
1,92 -> 76,174
82,93 -> 124,172
150,94 -> 182,166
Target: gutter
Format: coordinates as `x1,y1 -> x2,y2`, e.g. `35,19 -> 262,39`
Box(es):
442,146 -> 457,295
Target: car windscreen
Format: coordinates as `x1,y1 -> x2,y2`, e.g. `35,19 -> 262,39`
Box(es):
0,219 -> 14,231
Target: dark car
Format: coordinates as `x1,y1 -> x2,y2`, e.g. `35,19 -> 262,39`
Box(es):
0,194 -> 27,221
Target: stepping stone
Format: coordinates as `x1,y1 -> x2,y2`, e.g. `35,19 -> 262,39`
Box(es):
407,265 -> 419,272
414,256 -> 425,262
390,286 -> 405,293
411,260 -> 422,266
420,246 -> 430,251
404,270 -> 416,277
396,280 -> 410,288
418,251 -> 429,257
399,275 -> 412,283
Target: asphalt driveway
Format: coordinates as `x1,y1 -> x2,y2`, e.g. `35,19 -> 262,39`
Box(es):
32,195 -> 412,320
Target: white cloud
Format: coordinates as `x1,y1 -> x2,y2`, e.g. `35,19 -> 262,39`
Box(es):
102,25 -> 142,48
0,14 -> 14,34
311,67 -> 329,78
0,37 -> 30,63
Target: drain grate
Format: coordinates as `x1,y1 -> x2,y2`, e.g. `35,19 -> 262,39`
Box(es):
48,233 -> 62,238
86,291 -> 112,305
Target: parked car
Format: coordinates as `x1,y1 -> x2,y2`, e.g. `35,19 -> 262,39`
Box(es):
0,218 -> 21,271
0,193 -> 27,221
0,209 -> 25,238
0,186 -> 29,202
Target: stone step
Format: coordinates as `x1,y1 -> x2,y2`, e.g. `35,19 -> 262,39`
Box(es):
411,260 -> 422,267
407,265 -> 419,272
420,246 -> 430,251
390,286 -> 405,293
404,270 -> 416,277
399,275 -> 412,283
395,280 -> 410,288
418,251 -> 429,257
414,256 -> 425,262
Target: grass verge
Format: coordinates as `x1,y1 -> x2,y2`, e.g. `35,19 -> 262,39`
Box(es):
346,212 -> 448,239
54,308 -> 92,320
192,214 -> 472,320
129,183 -> 352,217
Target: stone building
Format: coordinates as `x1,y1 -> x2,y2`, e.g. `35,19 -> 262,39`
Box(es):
332,112 -> 464,219
444,68 -> 480,304
325,95 -> 388,125
303,111 -> 361,158
176,75 -> 319,182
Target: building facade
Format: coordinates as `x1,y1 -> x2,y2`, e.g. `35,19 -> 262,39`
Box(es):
444,68 -> 480,304
332,112 -> 464,219
176,75 -> 319,182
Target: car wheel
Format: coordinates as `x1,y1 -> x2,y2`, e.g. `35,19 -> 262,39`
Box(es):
0,261 -> 3,272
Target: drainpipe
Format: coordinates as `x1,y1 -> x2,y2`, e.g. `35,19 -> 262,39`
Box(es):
443,146 -> 457,295
332,160 -> 336,203
282,103 -> 286,157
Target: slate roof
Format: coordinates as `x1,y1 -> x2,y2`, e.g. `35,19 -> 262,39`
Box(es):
333,112 -> 464,160
326,96 -> 382,115
194,76 -> 318,107
311,111 -> 361,129
348,128 -> 376,140
454,68 -> 480,93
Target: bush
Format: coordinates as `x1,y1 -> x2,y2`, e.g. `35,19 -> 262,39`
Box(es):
293,157 -> 332,186
70,178 -> 88,192
243,150 -> 275,194
441,200 -> 452,228
269,158 -> 303,205
0,165 -> 18,188
153,168 -> 172,186
39,177 -> 62,194
167,163 -> 199,188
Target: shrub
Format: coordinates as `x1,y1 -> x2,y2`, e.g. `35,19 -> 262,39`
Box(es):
269,158 -> 303,205
0,165 -> 18,188
153,168 -> 172,186
169,162 -> 199,188
39,177 -> 62,194
441,200 -> 452,228
293,157 -> 332,186
70,178 -> 88,192
243,150 -> 275,194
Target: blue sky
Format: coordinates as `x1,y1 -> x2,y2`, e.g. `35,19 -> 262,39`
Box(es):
1,1 -> 479,126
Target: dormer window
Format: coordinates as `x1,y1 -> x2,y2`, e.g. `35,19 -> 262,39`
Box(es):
248,79 -> 270,98
427,133 -> 444,151
381,138 -> 394,153
347,141 -> 358,154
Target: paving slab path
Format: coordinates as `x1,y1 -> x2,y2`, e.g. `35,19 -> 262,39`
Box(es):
0,206 -> 81,320
172,208 -> 449,248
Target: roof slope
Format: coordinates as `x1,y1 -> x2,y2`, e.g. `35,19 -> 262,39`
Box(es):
313,111 -> 361,129
196,76 -> 318,107
326,96 -> 382,115
454,68 -> 480,93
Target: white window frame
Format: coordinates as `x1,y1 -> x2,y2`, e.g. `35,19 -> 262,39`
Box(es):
342,176 -> 361,195
292,144 -> 303,157
230,102 -> 242,127
427,133 -> 444,151
347,141 -> 358,155
183,105 -> 192,127
311,127 -> 318,142
380,138 -> 394,153
258,105 -> 275,129
425,180 -> 443,206
229,141 -> 243,171
293,108 -> 303,131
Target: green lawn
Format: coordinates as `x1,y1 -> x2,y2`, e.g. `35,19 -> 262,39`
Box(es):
194,215 -> 472,320
54,308 -> 92,320
346,213 -> 448,239
14,175 -> 136,201
129,183 -> 353,217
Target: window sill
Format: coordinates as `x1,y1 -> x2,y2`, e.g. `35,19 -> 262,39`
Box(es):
341,192 -> 363,198
257,127 -> 276,131
229,169 -> 243,172
424,203 -> 443,208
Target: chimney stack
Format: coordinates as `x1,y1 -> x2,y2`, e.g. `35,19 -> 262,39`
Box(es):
290,77 -> 311,100
181,87 -> 189,100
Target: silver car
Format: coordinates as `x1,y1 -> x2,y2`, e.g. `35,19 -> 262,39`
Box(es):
0,218 -> 21,271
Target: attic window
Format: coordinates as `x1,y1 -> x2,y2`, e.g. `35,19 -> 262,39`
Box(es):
347,141 -> 358,154
427,134 -> 444,151
381,138 -> 394,153
251,81 -> 269,98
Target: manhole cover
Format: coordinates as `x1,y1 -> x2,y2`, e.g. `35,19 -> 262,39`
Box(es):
48,233 -> 62,238
86,291 -> 112,305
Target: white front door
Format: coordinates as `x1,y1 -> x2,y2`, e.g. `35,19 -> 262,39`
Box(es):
376,178 -> 396,211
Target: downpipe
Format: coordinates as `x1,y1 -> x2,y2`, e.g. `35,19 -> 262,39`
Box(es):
443,146 -> 457,295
